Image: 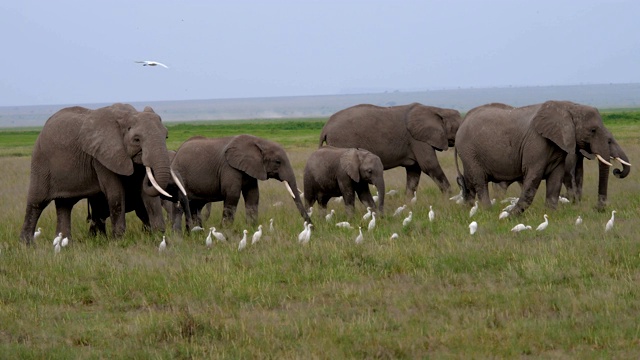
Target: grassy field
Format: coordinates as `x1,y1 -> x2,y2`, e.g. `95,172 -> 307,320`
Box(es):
1,112 -> 640,358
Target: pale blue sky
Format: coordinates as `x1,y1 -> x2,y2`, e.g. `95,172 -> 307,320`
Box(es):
1,0 -> 638,107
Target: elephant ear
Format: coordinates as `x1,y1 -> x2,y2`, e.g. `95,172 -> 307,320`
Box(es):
79,106 -> 134,176
532,101 -> 576,154
340,149 -> 361,182
225,135 -> 268,180
406,105 -> 448,151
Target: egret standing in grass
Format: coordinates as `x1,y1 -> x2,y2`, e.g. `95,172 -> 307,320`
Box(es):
269,218 -> 274,232
402,211 -> 413,227
390,233 -> 399,240
307,207 -> 313,217
251,225 -> 263,245
299,224 -> 313,245
386,189 -> 397,196
325,209 -> 335,222
298,221 -> 308,242
61,237 -> 69,247
428,205 -> 435,222
393,205 -> 406,217
191,225 -> 204,232
511,224 -> 531,232
469,221 -> 478,235
211,227 -> 226,242
53,232 -> 62,247
368,212 -> 376,231
363,207 -> 372,221
469,201 -> 479,218
336,221 -> 353,229
238,230 -> 248,251
605,210 -> 616,232
205,228 -> 213,247
575,216 -> 583,226
536,214 -> 549,231
34,227 -> 42,241
159,236 -> 167,252
410,191 -> 417,205
499,211 -> 509,220
355,226 -> 364,244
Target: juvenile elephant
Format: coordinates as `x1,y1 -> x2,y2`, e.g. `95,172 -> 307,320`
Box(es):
304,146 -> 385,217
171,134 -> 312,228
20,103 -> 181,244
319,103 -> 462,197
456,101 -> 616,216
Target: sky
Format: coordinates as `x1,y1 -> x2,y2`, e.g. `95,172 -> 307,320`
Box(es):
1,0 -> 639,107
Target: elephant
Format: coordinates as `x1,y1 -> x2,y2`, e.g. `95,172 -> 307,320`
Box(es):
455,101 -> 616,216
303,146 -> 385,217
170,134 -> 312,228
319,103 -> 463,197
19,103 -> 182,244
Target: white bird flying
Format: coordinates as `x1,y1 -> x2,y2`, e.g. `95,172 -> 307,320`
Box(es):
575,216 -> 583,226
159,236 -> 167,252
469,221 -> 478,235
386,189 -> 397,196
536,214 -> 549,231
336,221 -> 353,229
61,237 -> 69,247
390,233 -> 399,240
402,211 -> 413,227
53,232 -> 63,247
511,224 -> 532,232
211,227 -> 226,242
393,205 -> 406,217
238,230 -> 248,251
191,226 -> 204,232
355,226 -> 364,244
34,227 -> 42,241
428,205 -> 435,222
325,209 -> 336,222
368,212 -> 376,231
469,201 -> 479,218
269,218 -> 274,232
558,196 -> 570,204
499,211 -> 509,220
363,207 -> 372,221
605,210 -> 616,232
251,225 -> 263,245
298,221 -> 309,242
410,191 -> 417,205
205,228 -> 213,247
135,60 -> 169,68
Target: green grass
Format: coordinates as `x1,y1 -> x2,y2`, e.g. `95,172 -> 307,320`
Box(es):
1,111 -> 640,357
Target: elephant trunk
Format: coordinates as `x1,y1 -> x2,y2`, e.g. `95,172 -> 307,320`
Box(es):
374,179 -> 385,215
142,145 -> 172,198
612,139 -> 631,179
281,172 -> 312,225
596,159 -> 610,211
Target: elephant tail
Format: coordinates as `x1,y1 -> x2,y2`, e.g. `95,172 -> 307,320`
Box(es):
454,148 -> 468,198
318,131 -> 327,148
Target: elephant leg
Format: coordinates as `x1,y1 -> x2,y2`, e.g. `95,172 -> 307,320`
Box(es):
545,166 -> 564,209
20,199 -> 51,245
575,155 -> 584,202
172,201 -> 185,233
405,165 -> 421,198
87,195 -> 108,236
512,174 -> 543,215
222,196 -> 240,226
55,198 -> 79,240
141,195 -> 165,233
418,149 -> 451,194
242,178 -> 260,225
339,185 -> 357,218
319,195 -> 331,212
355,184 -> 376,210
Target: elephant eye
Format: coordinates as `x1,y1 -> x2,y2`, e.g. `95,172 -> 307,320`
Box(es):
275,159 -> 282,165
133,136 -> 141,144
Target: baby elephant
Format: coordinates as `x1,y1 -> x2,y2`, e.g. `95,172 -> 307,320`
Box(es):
304,146 -> 385,216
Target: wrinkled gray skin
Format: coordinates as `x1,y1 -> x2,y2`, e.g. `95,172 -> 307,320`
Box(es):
319,103 -> 462,197
456,101 -> 615,216
87,151 -> 192,235
171,134 -> 312,229
20,103 -> 172,244
304,146 -> 385,217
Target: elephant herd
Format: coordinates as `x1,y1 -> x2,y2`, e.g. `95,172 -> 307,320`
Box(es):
19,100 -> 630,245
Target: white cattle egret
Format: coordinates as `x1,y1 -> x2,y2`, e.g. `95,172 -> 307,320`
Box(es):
159,236 -> 167,252
363,207 -> 372,221
54,243 -> 61,254
238,230 -> 248,251
501,197 -> 519,204
135,60 -> 169,68
34,227 -> 42,240
269,218 -> 274,232
402,211 -> 413,227
469,201 -> 479,218
499,211 -> 509,220
605,210 -> 616,232
502,203 -> 516,212
558,196 -> 570,204
272,201 -> 283,207
536,214 -> 549,231
393,205 -> 406,217
325,209 -> 335,222
511,224 -> 532,232
251,225 -> 263,245
307,207 -> 313,217
491,198 -> 496,205
372,195 -> 379,203
449,191 -> 463,202
298,222 -> 309,242
205,228 -> 213,247
469,221 -> 478,235
367,212 -> 376,231
53,233 -> 63,247
386,189 -> 397,196
211,227 -> 226,242
575,216 -> 583,226
334,196 -> 343,203
336,221 -> 353,229
428,205 -> 435,222
390,233 -> 399,240
355,227 -> 364,244
191,226 -> 204,232
410,191 -> 417,205
299,224 -> 313,245
61,237 -> 69,247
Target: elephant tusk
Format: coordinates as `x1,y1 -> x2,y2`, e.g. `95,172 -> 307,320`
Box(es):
283,181 -> 296,199
146,166 -> 172,198
595,154 -> 612,167
170,168 -> 188,196
615,157 -> 631,167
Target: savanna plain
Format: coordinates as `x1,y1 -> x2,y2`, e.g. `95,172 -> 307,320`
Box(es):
1,111 -> 640,358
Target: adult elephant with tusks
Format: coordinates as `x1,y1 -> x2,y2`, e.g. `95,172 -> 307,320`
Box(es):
170,134 -> 312,229
319,103 -> 463,197
20,103 -> 183,244
455,101 -> 622,216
